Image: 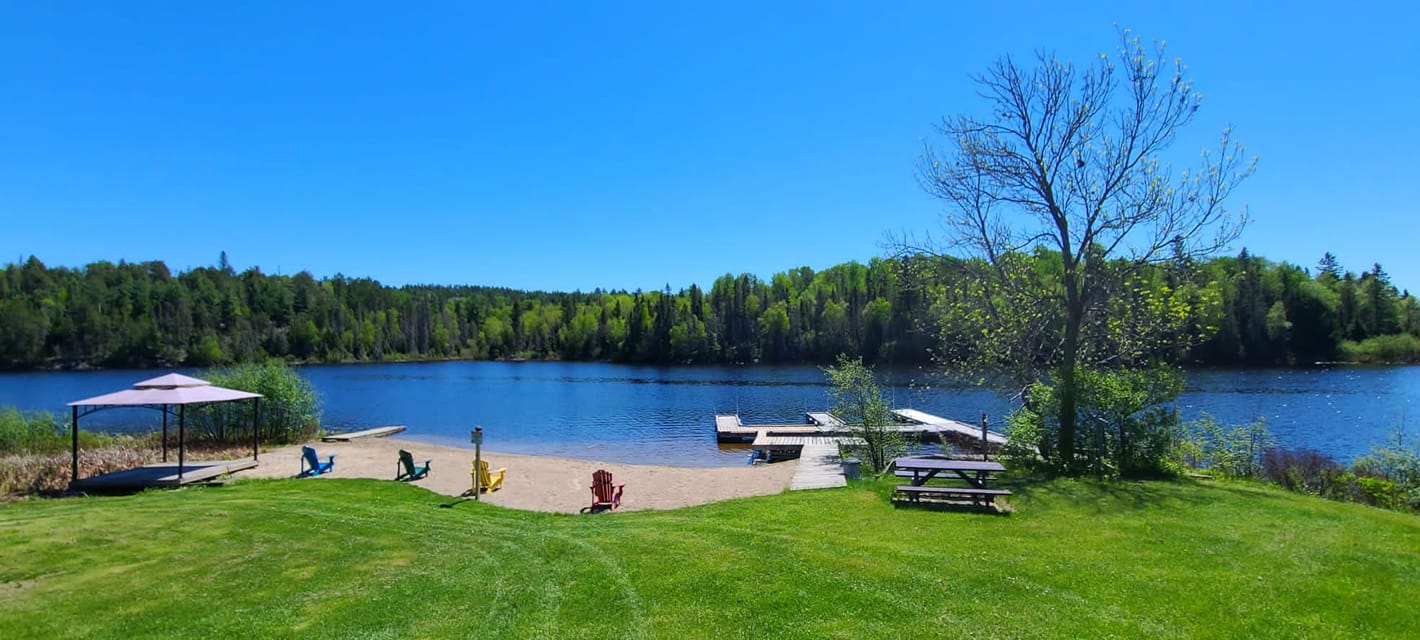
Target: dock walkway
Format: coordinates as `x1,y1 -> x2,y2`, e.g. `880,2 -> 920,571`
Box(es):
717,410 -> 1003,443
892,409 -> 1007,445
322,425 -> 407,442
789,442 -> 847,490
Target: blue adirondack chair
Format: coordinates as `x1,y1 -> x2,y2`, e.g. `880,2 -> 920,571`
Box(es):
299,446 -> 335,477
396,449 -> 431,481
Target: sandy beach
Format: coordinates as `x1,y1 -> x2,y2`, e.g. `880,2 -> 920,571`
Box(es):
235,436 -> 797,513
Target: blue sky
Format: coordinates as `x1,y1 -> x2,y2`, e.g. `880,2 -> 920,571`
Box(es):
1,2 -> 1416,292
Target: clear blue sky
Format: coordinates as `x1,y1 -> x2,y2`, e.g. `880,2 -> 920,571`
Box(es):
2,2 -> 1416,292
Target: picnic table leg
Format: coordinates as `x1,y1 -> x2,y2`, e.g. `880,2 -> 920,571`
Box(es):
953,470 -> 987,489
914,470 -> 942,487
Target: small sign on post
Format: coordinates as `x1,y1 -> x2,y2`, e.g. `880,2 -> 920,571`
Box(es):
472,426 -> 483,500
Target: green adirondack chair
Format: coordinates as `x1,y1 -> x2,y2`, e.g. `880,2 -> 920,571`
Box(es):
396,449 -> 431,481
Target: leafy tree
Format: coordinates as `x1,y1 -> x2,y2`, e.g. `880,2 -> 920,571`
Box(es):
823,355 -> 905,474
1316,252 -> 1342,283
0,299 -> 48,367
1017,366 -> 1184,476
912,30 -> 1255,471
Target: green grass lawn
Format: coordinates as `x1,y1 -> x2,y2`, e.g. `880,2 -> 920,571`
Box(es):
1,476 -> 1417,639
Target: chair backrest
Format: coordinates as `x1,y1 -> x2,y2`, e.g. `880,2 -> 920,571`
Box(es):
302,446 -> 320,469
591,469 -> 616,503
399,449 -> 416,474
478,459 -> 493,485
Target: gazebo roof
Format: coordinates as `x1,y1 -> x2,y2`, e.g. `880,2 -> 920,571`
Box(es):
68,373 -> 262,407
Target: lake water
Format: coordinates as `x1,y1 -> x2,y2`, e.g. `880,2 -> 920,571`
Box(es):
1,362 -> 1416,467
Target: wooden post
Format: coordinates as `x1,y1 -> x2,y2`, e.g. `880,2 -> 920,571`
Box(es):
472,426 -> 483,501
71,405 -> 79,484
178,404 -> 186,481
980,412 -> 989,461
252,397 -> 261,461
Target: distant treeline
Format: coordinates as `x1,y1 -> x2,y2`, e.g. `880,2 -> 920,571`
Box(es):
0,250 -> 1417,370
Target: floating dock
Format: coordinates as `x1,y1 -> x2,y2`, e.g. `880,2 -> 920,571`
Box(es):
716,410 -> 1005,445
722,409 -> 1007,492
322,425 -> 407,442
70,459 -> 258,492
891,409 -> 1007,446
714,414 -> 819,441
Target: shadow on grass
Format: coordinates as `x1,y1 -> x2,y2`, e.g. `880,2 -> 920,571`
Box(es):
890,497 -> 1011,516
1002,473 -> 1216,513
438,496 -> 471,509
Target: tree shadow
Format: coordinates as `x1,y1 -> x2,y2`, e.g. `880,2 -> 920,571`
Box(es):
1000,473 -> 1215,513
890,496 -> 1012,516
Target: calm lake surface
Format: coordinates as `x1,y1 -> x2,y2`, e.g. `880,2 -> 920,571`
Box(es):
2,362 -> 1417,467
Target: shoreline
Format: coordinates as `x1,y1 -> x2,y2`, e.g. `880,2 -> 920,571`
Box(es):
234,436 -> 798,514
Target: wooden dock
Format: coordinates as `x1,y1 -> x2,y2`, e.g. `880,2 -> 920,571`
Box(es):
70,459 -> 258,492
717,409 -> 1002,444
790,442 -> 848,490
715,414 -> 820,442
891,409 -> 1006,445
750,433 -> 864,491
322,425 -> 407,442
721,408 -> 1006,492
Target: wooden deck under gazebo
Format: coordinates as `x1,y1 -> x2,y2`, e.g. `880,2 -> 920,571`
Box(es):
67,373 -> 264,492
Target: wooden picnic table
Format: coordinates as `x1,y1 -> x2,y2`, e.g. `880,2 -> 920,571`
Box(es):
893,457 -> 1004,488
892,457 -> 1010,506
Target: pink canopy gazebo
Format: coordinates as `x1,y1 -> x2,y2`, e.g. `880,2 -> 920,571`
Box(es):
67,373 -> 263,485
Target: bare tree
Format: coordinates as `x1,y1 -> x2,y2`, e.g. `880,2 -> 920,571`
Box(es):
910,30 -> 1255,469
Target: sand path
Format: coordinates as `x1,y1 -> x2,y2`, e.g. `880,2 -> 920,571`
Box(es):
234,437 -> 797,513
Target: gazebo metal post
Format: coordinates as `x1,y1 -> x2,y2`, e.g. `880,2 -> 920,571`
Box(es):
162,406 -> 169,462
178,404 -> 186,480
252,397 -> 260,461
71,405 -> 79,483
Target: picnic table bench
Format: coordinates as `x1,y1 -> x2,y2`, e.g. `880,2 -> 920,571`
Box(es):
892,457 -> 1010,507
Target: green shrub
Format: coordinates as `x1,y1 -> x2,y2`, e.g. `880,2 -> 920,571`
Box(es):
1339,334 -> 1420,363
1175,413 -> 1274,478
1353,476 -> 1399,510
1351,429 -> 1420,511
187,360 -> 321,445
1001,406 -> 1044,471
0,408 -> 68,454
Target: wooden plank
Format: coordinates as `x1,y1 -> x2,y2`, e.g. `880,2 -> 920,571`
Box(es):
790,442 -> 847,490
72,459 -> 259,491
321,425 -> 407,442
893,457 -> 1006,472
892,470 -> 997,480
892,408 -> 1008,445
895,485 -> 1011,496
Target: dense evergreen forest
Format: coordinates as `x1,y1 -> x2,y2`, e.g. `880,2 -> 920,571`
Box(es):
0,250 -> 1417,370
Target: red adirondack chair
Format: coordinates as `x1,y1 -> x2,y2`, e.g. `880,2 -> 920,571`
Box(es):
581,469 -> 625,513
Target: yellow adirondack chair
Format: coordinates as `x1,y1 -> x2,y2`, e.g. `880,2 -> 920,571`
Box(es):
471,459 -> 505,493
